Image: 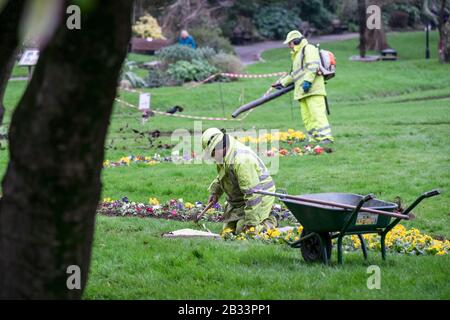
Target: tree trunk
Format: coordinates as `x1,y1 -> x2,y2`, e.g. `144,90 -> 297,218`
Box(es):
0,0 -> 28,126
0,0 -> 132,299
443,21 -> 450,62
366,28 -> 389,51
438,0 -> 450,62
133,0 -> 144,23
358,0 -> 367,57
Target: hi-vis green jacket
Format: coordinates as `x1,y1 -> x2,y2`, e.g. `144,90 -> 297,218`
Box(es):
208,137 -> 275,226
279,38 -> 326,100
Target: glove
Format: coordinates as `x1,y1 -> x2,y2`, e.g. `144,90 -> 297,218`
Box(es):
271,83 -> 284,90
302,81 -> 312,93
208,194 -> 218,205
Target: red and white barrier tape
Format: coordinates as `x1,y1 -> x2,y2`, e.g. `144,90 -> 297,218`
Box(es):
114,97 -> 254,122
192,71 -> 287,87
115,71 -> 287,121
221,72 -> 287,78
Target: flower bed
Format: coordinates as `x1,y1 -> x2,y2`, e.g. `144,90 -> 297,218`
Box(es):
345,225 -> 450,256
98,197 -> 449,256
237,129 -> 307,143
103,153 -> 200,168
238,129 -> 332,157
103,130 -> 330,168
223,224 -> 450,256
98,197 -> 296,224
99,197 -> 224,222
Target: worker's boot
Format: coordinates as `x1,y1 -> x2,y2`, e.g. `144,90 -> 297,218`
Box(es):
259,216 -> 278,232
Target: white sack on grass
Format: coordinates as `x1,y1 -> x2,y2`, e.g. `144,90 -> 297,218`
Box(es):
162,228 -> 221,239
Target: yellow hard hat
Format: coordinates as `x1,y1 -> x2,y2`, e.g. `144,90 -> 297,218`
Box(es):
283,30 -> 303,44
201,128 -> 223,156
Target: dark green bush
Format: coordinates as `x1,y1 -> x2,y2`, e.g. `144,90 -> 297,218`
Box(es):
145,68 -> 176,88
189,26 -> 235,54
167,59 -> 217,83
384,3 -> 421,28
253,5 -> 302,40
196,46 -> 218,61
210,53 -> 243,74
299,0 -> 334,31
157,45 -> 199,64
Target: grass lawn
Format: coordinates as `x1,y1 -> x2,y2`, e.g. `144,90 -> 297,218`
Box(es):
11,64 -> 30,78
1,31 -> 449,299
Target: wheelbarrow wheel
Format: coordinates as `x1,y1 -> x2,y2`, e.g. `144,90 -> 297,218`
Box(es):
300,230 -> 332,263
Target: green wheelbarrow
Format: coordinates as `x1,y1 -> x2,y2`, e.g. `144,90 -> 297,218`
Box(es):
255,189 -> 440,264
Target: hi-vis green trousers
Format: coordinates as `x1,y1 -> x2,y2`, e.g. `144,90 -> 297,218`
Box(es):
300,95 -> 333,143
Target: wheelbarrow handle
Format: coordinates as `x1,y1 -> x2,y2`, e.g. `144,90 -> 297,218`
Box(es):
254,190 -> 410,220
424,189 -> 441,198
361,194 -> 375,202
402,189 -> 441,216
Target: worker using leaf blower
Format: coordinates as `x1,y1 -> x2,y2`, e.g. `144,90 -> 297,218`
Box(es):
275,30 -> 334,144
201,128 -> 278,235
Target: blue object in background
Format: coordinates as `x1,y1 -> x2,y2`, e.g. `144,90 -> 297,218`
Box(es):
178,35 -> 197,49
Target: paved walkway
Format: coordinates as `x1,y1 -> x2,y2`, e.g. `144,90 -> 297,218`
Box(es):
234,33 -> 359,65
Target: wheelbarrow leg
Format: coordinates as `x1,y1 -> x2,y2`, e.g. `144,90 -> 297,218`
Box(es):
337,235 -> 344,264
380,233 -> 387,260
337,194 -> 374,265
320,235 -> 329,265
357,234 -> 368,260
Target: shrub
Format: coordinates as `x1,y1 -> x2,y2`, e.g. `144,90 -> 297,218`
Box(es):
167,59 -> 217,83
157,44 -> 199,64
189,26 -> 235,54
132,14 -> 165,39
120,60 -> 147,88
384,3 -> 421,28
389,11 -> 410,29
123,71 -> 147,88
145,68 -> 176,88
196,46 -> 218,61
299,0 -> 334,32
253,5 -> 302,40
210,53 -> 244,74
336,0 -> 358,25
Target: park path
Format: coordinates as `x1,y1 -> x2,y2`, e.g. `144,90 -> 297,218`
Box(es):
234,32 -> 359,65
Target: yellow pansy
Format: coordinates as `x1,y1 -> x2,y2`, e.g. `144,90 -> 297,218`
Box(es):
185,202 -> 194,209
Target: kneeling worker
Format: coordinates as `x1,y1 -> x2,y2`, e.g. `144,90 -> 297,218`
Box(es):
202,128 -> 278,234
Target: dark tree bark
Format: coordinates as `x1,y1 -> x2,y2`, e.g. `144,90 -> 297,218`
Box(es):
358,0 -> 367,57
133,0 -> 144,23
0,0 -> 133,299
358,0 -> 390,54
0,0 -> 28,126
365,28 -> 389,51
438,0 -> 450,62
443,20 -> 450,63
